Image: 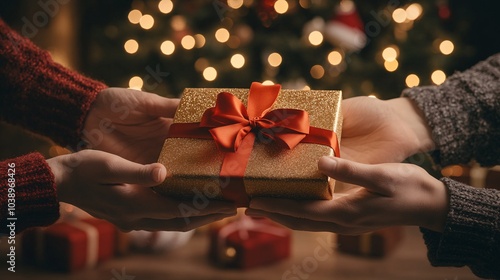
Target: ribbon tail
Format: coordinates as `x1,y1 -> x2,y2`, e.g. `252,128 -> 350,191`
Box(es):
218,133 -> 255,207
302,127 -> 340,157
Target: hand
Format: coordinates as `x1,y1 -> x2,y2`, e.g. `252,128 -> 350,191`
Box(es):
48,150 -> 236,231
341,97 -> 435,164
83,88 -> 179,164
246,156 -> 449,234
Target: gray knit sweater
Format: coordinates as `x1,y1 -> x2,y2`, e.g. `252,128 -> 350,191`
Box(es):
402,53 -> 500,279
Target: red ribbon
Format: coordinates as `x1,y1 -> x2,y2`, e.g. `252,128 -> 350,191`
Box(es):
168,82 -> 339,206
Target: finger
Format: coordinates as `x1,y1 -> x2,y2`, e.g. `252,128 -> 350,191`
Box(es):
117,213 -> 235,232
136,90 -> 180,118
114,185 -> 237,220
318,156 -> 392,195
249,198 -> 340,223
99,152 -> 166,186
245,209 -> 351,233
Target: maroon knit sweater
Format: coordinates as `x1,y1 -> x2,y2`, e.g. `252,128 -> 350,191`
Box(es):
0,19 -> 107,234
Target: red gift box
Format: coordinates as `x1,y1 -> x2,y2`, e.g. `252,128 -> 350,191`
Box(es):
336,227 -> 403,258
22,218 -> 115,272
209,216 -> 291,269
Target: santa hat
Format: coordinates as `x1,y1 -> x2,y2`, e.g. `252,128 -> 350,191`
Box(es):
324,0 -> 367,52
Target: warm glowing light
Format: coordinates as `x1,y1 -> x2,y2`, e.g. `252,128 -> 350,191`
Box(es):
160,40 -> 175,55
128,9 -> 142,24
310,65 -> 325,79
268,52 -> 282,67
227,0 -> 244,9
299,0 -> 310,9
181,35 -> 196,50
384,60 -> 399,72
124,39 -> 139,54
406,3 -> 423,20
382,47 -> 398,62
262,80 -> 275,85
225,247 -> 237,258
274,0 -> 289,14
392,8 -> 407,23
194,58 -> 209,72
230,54 -> 245,69
129,76 -> 143,89
203,67 -> 217,81
368,94 -> 378,98
158,0 -> 174,14
431,70 -> 446,85
308,31 -> 323,46
139,14 -> 154,29
171,15 -> 186,31
405,74 -> 420,87
439,40 -> 454,55
215,28 -> 230,43
194,34 -> 206,48
303,85 -> 311,90
328,51 -> 342,65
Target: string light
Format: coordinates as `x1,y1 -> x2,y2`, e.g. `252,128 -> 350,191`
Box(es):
431,70 -> 446,85
194,58 -> 209,72
268,52 -> 282,67
230,54 -> 245,69
439,40 -> 454,55
382,46 -> 398,62
203,67 -> 217,81
227,0 -> 244,9
129,76 -> 143,89
274,0 -> 289,14
171,16 -> 186,31
368,94 -> 378,98
310,65 -> 324,79
308,31 -> 323,46
139,14 -> 154,29
384,60 -> 399,72
262,80 -> 275,85
328,51 -> 342,65
128,9 -> 142,24
405,74 -> 420,87
160,40 -> 175,55
215,28 -> 230,43
299,0 -> 310,9
302,85 -> 311,90
406,3 -> 423,20
392,8 -> 407,23
124,39 -> 139,54
194,34 -> 206,48
181,35 -> 196,50
158,0 -> 174,14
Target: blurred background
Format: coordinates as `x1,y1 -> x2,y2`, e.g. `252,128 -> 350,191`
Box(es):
0,0 -> 499,279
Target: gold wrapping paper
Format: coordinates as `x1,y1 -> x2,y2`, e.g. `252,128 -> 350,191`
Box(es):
154,87 -> 342,201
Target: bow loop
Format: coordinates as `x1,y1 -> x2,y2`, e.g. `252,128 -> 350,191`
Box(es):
199,84 -> 311,152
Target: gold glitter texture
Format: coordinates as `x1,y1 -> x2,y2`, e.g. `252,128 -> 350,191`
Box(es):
154,87 -> 342,201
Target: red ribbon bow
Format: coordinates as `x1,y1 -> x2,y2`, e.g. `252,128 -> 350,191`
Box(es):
167,82 -> 339,206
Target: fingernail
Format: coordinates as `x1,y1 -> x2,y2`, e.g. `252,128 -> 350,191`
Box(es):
153,166 -> 166,183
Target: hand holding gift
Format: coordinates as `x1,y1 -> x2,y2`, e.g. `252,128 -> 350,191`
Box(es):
47,149 -> 236,232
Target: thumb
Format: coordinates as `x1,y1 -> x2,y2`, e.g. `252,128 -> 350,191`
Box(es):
102,155 -> 167,187
318,156 -> 392,195
135,90 -> 180,118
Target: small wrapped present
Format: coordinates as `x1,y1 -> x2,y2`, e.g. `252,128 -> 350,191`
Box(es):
154,82 -> 342,206
22,218 -> 115,272
336,227 -> 403,258
208,215 -> 291,269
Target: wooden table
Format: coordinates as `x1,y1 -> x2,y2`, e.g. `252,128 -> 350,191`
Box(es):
0,226 -> 477,280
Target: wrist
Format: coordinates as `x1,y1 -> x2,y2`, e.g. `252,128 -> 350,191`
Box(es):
46,155 -> 70,203
387,97 -> 435,155
419,177 -> 449,232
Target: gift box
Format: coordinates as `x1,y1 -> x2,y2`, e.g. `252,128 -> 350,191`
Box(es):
208,215 -> 291,269
22,218 -> 115,272
154,82 -> 342,206
336,227 -> 403,258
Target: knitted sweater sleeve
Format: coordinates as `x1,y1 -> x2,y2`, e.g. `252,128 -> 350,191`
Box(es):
402,54 -> 500,279
0,18 -> 107,233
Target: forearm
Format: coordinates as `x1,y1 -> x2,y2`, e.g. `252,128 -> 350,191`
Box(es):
0,19 -> 107,149
420,178 -> 500,279
0,153 -> 60,234
401,54 -> 500,166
